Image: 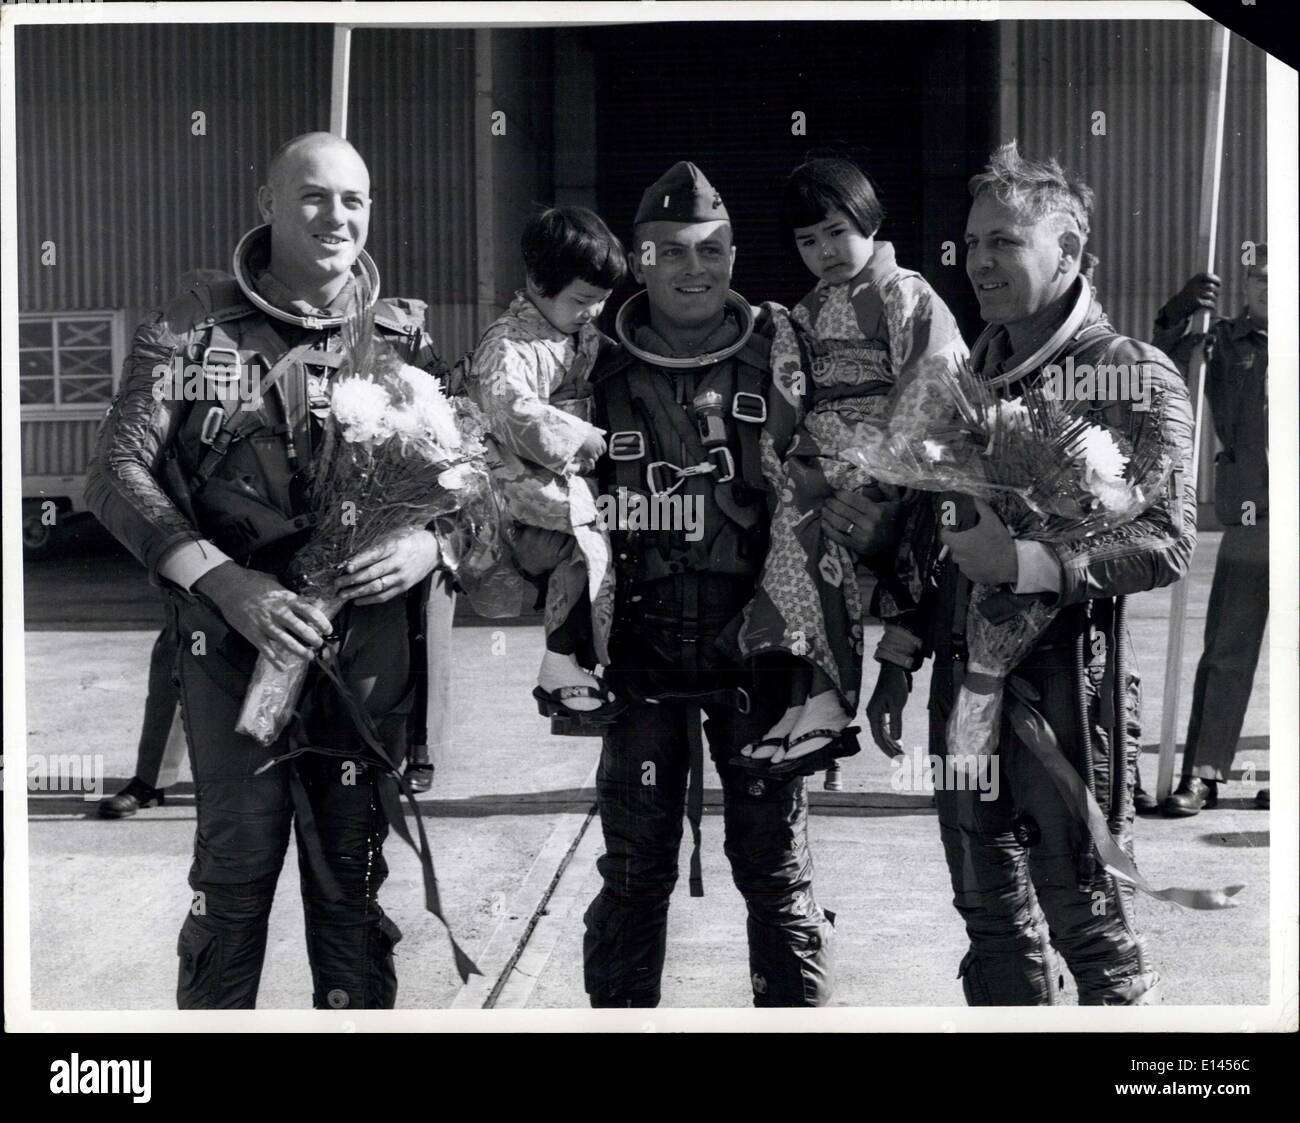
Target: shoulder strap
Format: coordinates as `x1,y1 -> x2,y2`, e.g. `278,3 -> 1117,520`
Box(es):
599,361 -> 651,500
206,314 -> 288,364
736,329 -> 772,373
732,361 -> 769,502
1068,324 -> 1129,383
1070,320 -> 1118,355
178,275 -> 257,331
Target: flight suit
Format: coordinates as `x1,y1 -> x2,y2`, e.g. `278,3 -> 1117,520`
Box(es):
885,286 -> 1196,1004
582,293 -> 836,1007
86,225 -> 451,1008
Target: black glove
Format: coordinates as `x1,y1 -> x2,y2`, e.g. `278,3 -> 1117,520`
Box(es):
1162,272 -> 1221,322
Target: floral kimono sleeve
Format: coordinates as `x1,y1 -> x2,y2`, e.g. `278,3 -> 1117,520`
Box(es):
471,337 -> 595,474
884,276 -> 968,390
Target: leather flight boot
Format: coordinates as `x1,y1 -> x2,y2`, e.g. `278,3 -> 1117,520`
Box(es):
1161,776 -> 1218,818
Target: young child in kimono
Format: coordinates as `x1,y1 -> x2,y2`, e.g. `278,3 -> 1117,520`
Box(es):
468,206 -> 627,716
736,157 -> 966,771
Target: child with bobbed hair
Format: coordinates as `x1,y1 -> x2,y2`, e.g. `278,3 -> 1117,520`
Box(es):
734,156 -> 967,772
468,205 -> 629,719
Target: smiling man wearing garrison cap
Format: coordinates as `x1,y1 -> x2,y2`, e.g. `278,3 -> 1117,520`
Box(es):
580,160 -> 836,1008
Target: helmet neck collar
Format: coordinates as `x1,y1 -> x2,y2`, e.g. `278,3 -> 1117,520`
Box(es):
973,275 -> 1093,390
232,224 -> 381,329
615,289 -> 754,369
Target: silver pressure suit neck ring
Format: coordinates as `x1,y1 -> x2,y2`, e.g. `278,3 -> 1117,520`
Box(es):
232,224 -> 381,329
615,289 -> 755,369
973,275 -> 1093,390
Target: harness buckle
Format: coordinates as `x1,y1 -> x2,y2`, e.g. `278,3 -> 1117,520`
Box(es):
199,406 -> 226,447
648,459 -> 720,496
608,431 -> 646,460
201,346 -> 243,389
732,391 -> 767,424
709,446 -> 736,483
646,460 -> 678,496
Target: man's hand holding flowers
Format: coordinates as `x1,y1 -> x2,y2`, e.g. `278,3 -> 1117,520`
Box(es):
337,527 -> 443,607
196,562 -> 333,672
939,497 -> 1020,587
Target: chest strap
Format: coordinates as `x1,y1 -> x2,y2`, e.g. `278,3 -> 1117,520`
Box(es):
640,363 -> 765,533
193,339 -> 320,486
601,356 -> 772,569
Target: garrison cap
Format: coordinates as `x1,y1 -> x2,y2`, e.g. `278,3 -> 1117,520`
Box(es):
634,161 -> 729,225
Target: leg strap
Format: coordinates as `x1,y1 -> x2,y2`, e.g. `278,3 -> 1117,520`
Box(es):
686,705 -> 705,898
682,575 -> 705,898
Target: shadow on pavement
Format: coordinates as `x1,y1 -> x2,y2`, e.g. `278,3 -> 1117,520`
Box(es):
23,512 -> 543,629
30,784 -> 942,818
1200,829 -> 1269,846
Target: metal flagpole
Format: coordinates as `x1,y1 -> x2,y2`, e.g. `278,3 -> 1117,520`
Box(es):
1157,23 -> 1231,803
329,25 -> 353,138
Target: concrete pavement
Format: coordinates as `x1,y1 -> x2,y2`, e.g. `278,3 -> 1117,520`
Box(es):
21,524 -> 1271,1010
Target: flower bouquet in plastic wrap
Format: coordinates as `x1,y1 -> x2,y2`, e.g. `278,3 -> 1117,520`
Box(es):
424,398 -> 535,619
841,353 -> 1176,765
235,304 -> 499,747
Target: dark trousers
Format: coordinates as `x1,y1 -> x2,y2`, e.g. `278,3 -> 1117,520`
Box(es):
583,576 -> 835,1007
1183,522 -> 1269,782
171,593 -> 410,1010
930,623 -> 1158,1005
135,625 -> 181,788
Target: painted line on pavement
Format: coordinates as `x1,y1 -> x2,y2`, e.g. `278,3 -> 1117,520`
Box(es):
450,759 -> 599,1010
491,811 -> 605,1009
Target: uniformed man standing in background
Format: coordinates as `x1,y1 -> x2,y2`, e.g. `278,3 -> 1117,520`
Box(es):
1154,247 -> 1269,816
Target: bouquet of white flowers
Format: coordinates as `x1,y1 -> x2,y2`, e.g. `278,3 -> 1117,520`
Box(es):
235,306 -> 497,747
842,353 -> 1176,764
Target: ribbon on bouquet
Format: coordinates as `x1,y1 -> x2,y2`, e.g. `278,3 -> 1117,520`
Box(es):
254,645 -> 482,984
1006,691 -> 1244,911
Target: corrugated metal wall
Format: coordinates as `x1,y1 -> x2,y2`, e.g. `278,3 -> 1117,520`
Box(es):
348,29 -> 482,363
1004,20 -> 1266,339
18,19 -> 1266,507
16,24 -> 332,314
484,28 -> 555,317
1003,21 -> 1268,516
21,418 -> 100,478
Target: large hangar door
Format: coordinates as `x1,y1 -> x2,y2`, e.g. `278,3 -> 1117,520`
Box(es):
588,20 -> 998,338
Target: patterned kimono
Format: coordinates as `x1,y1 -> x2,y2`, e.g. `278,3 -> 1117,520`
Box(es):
736,242 -> 966,709
467,292 -> 615,663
